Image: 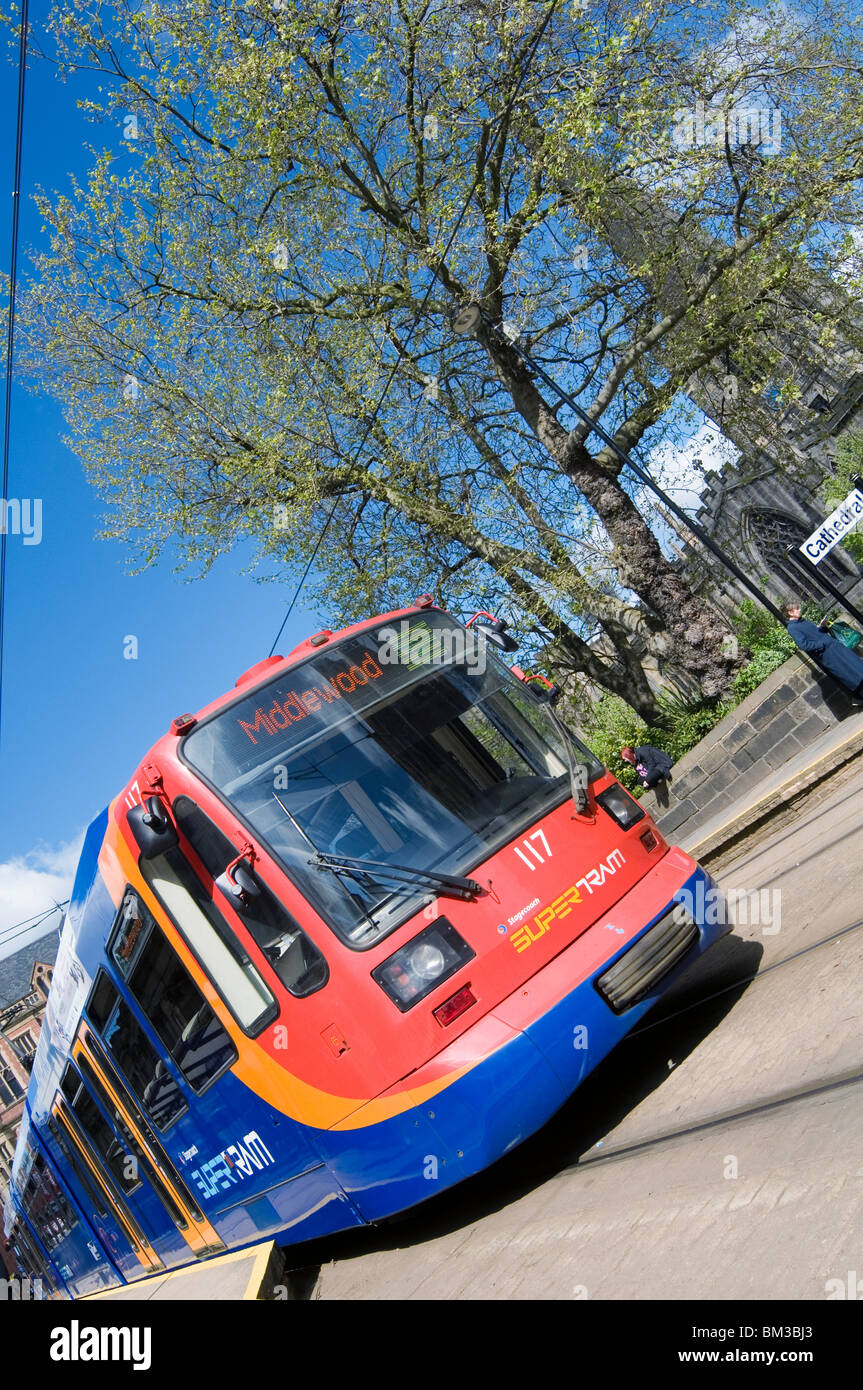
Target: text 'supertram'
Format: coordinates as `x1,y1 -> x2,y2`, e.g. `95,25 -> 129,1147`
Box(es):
3,601 -> 729,1296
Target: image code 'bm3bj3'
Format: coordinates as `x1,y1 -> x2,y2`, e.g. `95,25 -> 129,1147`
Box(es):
4,601 -> 729,1297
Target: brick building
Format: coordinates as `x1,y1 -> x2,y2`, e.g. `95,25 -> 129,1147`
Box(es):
0,929 -> 59,1211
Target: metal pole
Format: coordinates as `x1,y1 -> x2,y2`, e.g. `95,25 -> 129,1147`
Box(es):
0,0 -> 29,756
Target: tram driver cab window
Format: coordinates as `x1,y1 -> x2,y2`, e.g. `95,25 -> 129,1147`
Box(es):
171,796 -> 328,997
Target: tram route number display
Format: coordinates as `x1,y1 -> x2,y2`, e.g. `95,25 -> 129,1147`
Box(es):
237,651 -> 385,744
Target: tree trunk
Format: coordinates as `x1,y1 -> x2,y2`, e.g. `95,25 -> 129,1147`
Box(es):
492,338 -> 742,698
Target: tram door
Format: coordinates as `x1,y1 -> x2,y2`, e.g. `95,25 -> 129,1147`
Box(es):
50,1104 -> 164,1280
68,1027 -> 226,1261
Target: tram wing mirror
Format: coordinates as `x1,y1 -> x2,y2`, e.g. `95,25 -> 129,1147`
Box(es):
127,797 -> 179,859
525,674 -> 562,705
215,859 -> 261,910
473,618 -> 519,653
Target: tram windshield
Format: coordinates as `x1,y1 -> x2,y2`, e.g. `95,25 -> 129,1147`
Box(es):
183,613 -> 603,946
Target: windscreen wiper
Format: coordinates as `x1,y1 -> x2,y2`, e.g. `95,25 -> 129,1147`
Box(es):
547,705 -> 595,819
272,792 -> 378,936
272,791 -> 483,903
308,850 -> 483,902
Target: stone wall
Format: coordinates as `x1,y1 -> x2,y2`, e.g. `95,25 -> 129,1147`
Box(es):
638,653 -> 854,838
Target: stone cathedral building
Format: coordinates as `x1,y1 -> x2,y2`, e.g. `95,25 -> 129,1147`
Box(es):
592,176 -> 863,619
683,308 -> 863,616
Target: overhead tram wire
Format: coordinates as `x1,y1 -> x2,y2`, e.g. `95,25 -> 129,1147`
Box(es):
0,0 -> 30,757
0,902 -> 67,954
267,0 -> 563,657
0,916 -> 64,957
0,901 -> 67,939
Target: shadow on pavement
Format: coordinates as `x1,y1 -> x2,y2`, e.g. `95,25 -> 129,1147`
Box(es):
279,932 -> 763,1295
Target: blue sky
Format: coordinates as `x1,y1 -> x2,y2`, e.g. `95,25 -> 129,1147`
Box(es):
0,4 -> 320,952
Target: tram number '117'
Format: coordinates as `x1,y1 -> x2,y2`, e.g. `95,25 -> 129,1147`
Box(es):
513,830 -> 552,871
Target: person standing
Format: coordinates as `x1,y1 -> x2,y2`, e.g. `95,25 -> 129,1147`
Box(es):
780,602 -> 863,707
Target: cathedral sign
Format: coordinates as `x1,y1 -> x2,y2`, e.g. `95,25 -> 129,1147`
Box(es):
799,488 -> 863,564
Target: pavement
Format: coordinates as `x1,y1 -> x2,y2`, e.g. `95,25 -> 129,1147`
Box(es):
303,1079 -> 862,1301
679,708 -> 863,861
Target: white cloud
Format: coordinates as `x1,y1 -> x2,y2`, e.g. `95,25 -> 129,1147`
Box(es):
647,421 -> 740,515
0,834 -> 84,961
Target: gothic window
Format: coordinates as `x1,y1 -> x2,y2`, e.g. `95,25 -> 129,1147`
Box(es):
0,1065 -> 23,1107
744,508 -> 859,602
11,1031 -> 36,1072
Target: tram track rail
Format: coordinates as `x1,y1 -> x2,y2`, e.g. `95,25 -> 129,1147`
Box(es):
571,1068 -> 863,1172
439,909 -> 863,1201
563,913 -> 863,1170
278,910 -> 863,1282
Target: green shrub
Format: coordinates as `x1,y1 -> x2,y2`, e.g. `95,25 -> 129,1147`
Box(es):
832,433 -> 863,562
572,594 -> 833,783
576,690 -> 729,794
732,598 -> 796,657
730,597 -> 820,701
731,646 -> 789,700
577,693 -> 648,794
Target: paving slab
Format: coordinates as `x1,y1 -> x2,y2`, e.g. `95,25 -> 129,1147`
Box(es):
308,1079 -> 863,1301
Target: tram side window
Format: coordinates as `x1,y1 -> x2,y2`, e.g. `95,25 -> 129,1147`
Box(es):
173,796 -> 329,997
48,1117 -> 108,1221
109,888 -> 237,1094
60,1063 -> 141,1196
87,969 -> 187,1131
73,1054 -> 188,1231
138,847 -> 277,1035
9,1222 -> 53,1292
23,1154 -> 80,1255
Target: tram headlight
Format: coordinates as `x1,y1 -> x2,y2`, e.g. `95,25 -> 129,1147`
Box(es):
596,784 -> 646,830
372,920 -> 475,1011
411,943 -> 447,980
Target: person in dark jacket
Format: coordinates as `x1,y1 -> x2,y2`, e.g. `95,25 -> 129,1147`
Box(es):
621,744 -> 674,790
780,602 -> 863,706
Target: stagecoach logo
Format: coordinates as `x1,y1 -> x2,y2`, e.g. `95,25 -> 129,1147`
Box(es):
188,1131 -> 275,1201
510,851 -> 626,954
238,654 -> 383,744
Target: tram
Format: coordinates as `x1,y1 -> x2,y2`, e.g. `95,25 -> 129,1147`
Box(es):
3,598 -> 729,1297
